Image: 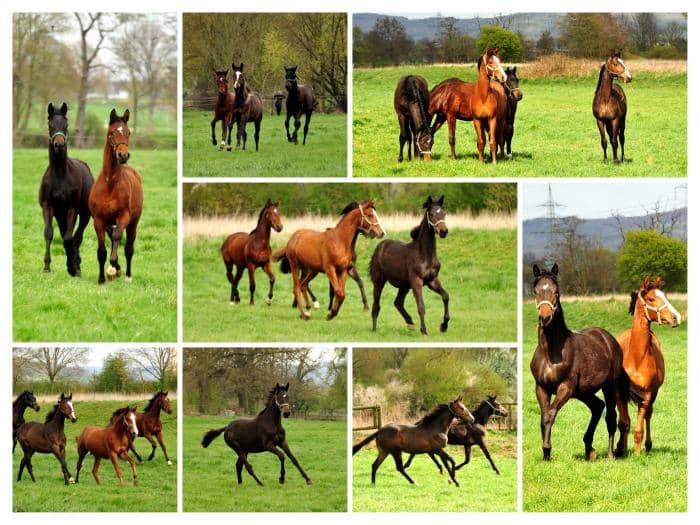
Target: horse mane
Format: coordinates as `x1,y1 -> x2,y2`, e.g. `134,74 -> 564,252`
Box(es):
257,385 -> 283,415
595,63 -> 607,92
414,404 -> 448,426
45,404 -> 59,423
110,406 -> 132,421
249,202 -> 270,234
628,291 -> 638,315
143,391 -> 162,412
407,76 -> 429,132
339,202 -> 359,215
13,391 -> 32,407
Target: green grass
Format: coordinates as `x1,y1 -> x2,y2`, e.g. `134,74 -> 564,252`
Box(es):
183,228 -> 517,342
352,430 -> 517,512
183,416 -> 346,512
13,399 -> 177,512
13,148 -> 177,342
183,109 -> 347,177
522,298 -> 688,512
353,65 -> 687,177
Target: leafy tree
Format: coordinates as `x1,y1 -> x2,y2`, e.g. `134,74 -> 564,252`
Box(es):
616,230 -> 687,292
559,13 -> 627,58
536,31 -> 556,56
94,353 -> 132,392
476,25 -> 523,62
365,16 -> 413,66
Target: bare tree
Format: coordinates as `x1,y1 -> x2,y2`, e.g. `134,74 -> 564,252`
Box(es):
132,347 -> 176,390
23,347 -> 89,393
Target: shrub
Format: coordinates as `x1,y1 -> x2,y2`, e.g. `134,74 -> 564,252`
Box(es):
616,230 -> 687,292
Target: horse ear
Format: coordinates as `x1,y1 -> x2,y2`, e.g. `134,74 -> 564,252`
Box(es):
437,195 -> 444,206
60,102 -> 68,115
275,383 -> 280,390
423,196 -> 433,209
654,276 -> 665,289
109,108 -> 118,124
240,63 -> 244,71
643,275 -> 651,290
456,395 -> 463,402
275,200 -> 281,206
122,109 -> 130,123
551,263 -> 559,276
513,66 -> 517,73
48,103 -> 55,117
266,198 -> 272,206
68,393 -> 72,399
285,382 -> 290,390
533,264 -> 541,277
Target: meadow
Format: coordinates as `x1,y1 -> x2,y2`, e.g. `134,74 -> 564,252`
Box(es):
353,63 -> 687,177
183,415 -> 346,512
522,297 -> 688,512
13,148 -> 177,342
13,399 -> 177,512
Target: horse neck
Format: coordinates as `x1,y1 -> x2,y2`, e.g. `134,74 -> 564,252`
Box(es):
472,403 -> 491,425
49,144 -> 67,176
407,77 -> 429,131
108,416 -> 130,439
146,400 -> 162,418
595,65 -> 613,101
434,407 -> 455,433
288,81 -> 299,105
235,83 -> 247,107
260,400 -> 282,426
476,62 -> 492,101
46,410 -> 67,434
413,218 -> 436,257
629,301 -> 654,361
334,209 -> 362,247
101,139 -> 120,182
538,305 -> 571,358
13,398 -> 28,419
253,213 -> 272,244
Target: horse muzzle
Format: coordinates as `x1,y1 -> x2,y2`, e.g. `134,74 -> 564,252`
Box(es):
70,416 -> 78,423
283,410 -> 291,418
117,151 -> 130,164
274,224 -> 284,233
512,89 -> 523,101
33,404 -> 41,412
438,227 -> 448,239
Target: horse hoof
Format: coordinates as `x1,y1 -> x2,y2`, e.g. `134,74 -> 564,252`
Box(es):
226,146 -> 232,151
106,266 -> 117,281
266,298 -> 272,306
167,460 -> 173,466
440,323 -> 448,333
301,313 -> 311,321
230,301 -> 236,306
313,301 -> 320,309
586,448 -> 597,461
125,276 -> 132,283
68,478 -> 75,484
326,313 -> 333,321
306,479 -> 313,485
406,324 -> 416,331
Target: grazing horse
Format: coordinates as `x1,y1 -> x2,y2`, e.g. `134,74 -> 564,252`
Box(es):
129,391 -> 174,466
530,263 -> 630,461
370,195 -> 449,336
76,405 -> 139,486
503,67 -> 523,158
16,393 -> 77,485
352,396 -> 474,486
13,391 -> 41,452
471,48 -> 507,164
39,102 -> 94,276
88,109 -> 144,284
231,63 -> 263,151
616,277 -> 681,456
593,50 -> 631,162
394,75 -> 433,161
211,69 -> 235,151
221,199 -> 283,305
284,65 -> 316,145
201,383 -> 312,486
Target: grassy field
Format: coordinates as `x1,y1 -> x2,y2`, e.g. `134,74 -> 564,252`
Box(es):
522,297 -> 688,512
182,227 -> 517,342
182,109 -> 347,177
353,64 -> 687,177
13,148 -> 177,342
183,415 -> 346,512
13,399 -> 177,512
352,430 -> 516,512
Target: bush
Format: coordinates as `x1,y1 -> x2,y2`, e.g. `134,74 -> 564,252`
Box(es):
476,26 -> 523,62
646,43 -> 682,59
616,230 -> 687,292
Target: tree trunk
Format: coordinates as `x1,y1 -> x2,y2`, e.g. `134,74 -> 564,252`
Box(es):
75,67 -> 89,148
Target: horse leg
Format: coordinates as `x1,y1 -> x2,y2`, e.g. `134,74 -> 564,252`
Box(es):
409,276 -> 428,335
615,385 -> 631,458
326,267 -> 348,321
371,276 -> 387,332
427,277 -> 450,332
610,119 -> 620,163
242,453 -> 264,486
240,116 -> 248,151
300,268 -> 318,311
302,111 -> 311,145
579,393 -> 605,460
403,453 -> 415,470
231,264 -> 244,304
406,118 -> 413,161
596,119 -> 608,161
428,452 -> 445,474
52,445 -> 74,484
25,450 -> 37,482
226,120 -> 234,151
91,457 -> 102,485
74,208 -> 90,275
350,266 -> 369,311
220,118 -> 228,151
435,449 -> 458,486
266,446 -> 286,484
144,432 -> 157,461
371,449 -> 388,484
56,210 -> 77,276
393,286 -> 415,329
124,219 -> 138,282
211,117 -> 218,147
285,112 -> 293,142
254,117 -> 261,151
263,261 -> 275,306
75,444 -> 87,483
445,114 -> 457,160
156,431 -> 173,465
42,204 -> 54,272
108,452 -> 125,485
473,119 -> 486,163
289,257 -> 310,320
235,456 -> 244,484
535,384 -> 552,460
542,381 -> 574,461
644,404 -> 654,452
488,116 -> 498,164
280,440 -> 312,484
120,451 -> 139,486
246,263 -> 256,305
397,112 -> 407,162
224,260 -> 235,303
17,456 -> 26,481
94,217 -> 108,284
108,217 -> 128,278
619,116 -> 626,162
293,115 -> 301,144
633,396 -> 652,455
391,451 -> 415,484
478,440 -> 500,475
130,440 -> 143,463
453,444 -> 472,471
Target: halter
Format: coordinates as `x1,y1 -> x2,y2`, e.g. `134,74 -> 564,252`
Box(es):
638,293 -> 672,323
108,130 -> 128,153
483,55 -> 503,80
275,396 -> 290,412
50,130 -> 67,142
359,204 -> 382,232
415,131 -> 432,155
483,398 -> 503,415
448,403 -> 471,424
426,210 -> 446,230
536,299 -> 558,314
604,58 -> 629,80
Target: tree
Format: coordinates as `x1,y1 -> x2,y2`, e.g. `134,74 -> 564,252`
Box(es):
628,13 -> 658,53
23,347 -> 89,393
476,25 -> 523,62
365,16 -> 413,66
559,14 -> 627,58
133,347 -> 176,390
437,17 -> 476,63
616,230 -> 687,292
536,31 -> 556,56
94,353 -> 131,392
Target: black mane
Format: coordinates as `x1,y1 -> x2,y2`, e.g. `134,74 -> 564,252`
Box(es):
144,391 -> 163,412
45,403 -> 59,423
339,202 -> 359,215
629,291 -> 639,315
414,404 -> 448,426
110,406 -> 132,420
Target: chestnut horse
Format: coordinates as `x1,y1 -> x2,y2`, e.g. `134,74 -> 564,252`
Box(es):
76,405 -> 139,486
429,77 -> 475,160
231,63 -> 263,151
284,65 -> 316,145
471,48 -> 507,164
129,391 -> 174,466
211,69 -> 235,151
13,391 -> 40,452
394,75 -> 433,161
592,50 -> 632,162
221,199 -> 283,305
88,109 -> 144,284
616,277 -> 681,456
503,67 -> 523,158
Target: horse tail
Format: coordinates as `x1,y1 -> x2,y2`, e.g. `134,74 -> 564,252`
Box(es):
201,427 -> 227,448
352,431 -> 379,455
271,247 -> 291,273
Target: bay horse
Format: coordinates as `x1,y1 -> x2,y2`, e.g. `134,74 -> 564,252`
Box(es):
231,63 -> 263,151
284,65 -> 316,145
16,393 -> 77,485
75,405 -> 140,486
221,199 -> 283,305
39,102 -> 94,276
616,277 -> 681,456
471,48 -> 507,164
272,200 -> 384,321
592,50 -> 631,162
88,109 -> 144,284
13,391 -> 41,452
503,67 -> 523,158
429,77 -> 475,160
128,391 -> 174,466
273,90 -> 285,116
530,263 -> 630,461
201,383 -> 312,486
394,75 -> 433,161
352,396 -> 474,486
211,69 -> 235,151
370,195 -> 449,336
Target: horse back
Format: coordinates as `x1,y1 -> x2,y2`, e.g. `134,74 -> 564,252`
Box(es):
221,232 -> 250,265
429,78 -> 475,120
286,229 -> 327,270
18,421 -> 58,452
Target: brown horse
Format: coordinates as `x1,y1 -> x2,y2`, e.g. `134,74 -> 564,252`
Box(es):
284,65 -> 316,145
429,77 -> 475,160
273,200 -> 384,321
616,277 -> 680,456
394,75 -> 433,161
471,48 -> 507,164
211,69 -> 235,151
593,50 -> 631,162
88,109 -> 144,284
76,405 -> 140,486
231,63 -> 263,151
13,391 -> 40,453
503,67 -> 523,158
129,391 -> 174,466
221,199 -> 283,305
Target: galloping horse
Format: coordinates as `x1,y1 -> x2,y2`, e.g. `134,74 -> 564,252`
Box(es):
211,69 -> 235,151
593,50 -> 632,162
503,67 -> 523,158
394,75 -> 433,161
129,391 -> 174,466
39,102 -> 94,276
616,277 -> 681,456
13,391 -> 40,452
429,77 -> 475,160
471,48 -> 507,164
202,383 -> 312,486
284,65 -> 316,145
221,199 -> 283,305
88,109 -> 144,284
231,63 -> 263,151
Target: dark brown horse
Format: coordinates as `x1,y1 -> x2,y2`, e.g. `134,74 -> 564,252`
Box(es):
16,393 -> 77,485
39,102 -> 94,276
593,50 -> 631,162
221,199 -> 283,305
471,48 -> 507,164
273,90 -> 285,115
88,109 -> 144,284
394,75 -> 433,161
13,391 -> 40,452
370,196 -> 449,336
211,69 -> 235,151
530,263 -> 630,461
76,405 -> 140,486
129,391 -> 174,466
202,383 -> 312,486
231,63 -> 263,151
284,65 -> 316,145
352,396 -> 474,486
503,67 -> 523,158
429,77 -> 476,160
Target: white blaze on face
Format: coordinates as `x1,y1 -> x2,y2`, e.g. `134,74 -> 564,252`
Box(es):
67,401 -> 76,420
542,284 -> 549,290
654,289 -> 682,325
234,70 -> 242,87
493,54 -> 506,80
372,209 -> 386,235
617,58 -> 632,80
129,413 -> 139,436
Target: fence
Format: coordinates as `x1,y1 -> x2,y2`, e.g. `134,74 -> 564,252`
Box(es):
488,402 -> 517,431
183,94 -> 347,114
352,405 -> 382,431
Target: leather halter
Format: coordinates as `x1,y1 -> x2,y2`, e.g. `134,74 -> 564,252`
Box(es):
638,293 -> 671,323
359,203 -> 382,232
108,130 -> 128,153
50,130 -> 67,142
483,398 -> 504,415
426,210 -> 446,230
536,299 -> 558,314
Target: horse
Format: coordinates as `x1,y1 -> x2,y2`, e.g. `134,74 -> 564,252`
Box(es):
429,76 -> 476,160
352,396 -> 474,486
201,383 -> 312,486
231,63 -> 263,151
503,67 -> 523,158
616,277 -> 681,456
284,65 -> 316,145
128,391 -> 174,466
273,90 -> 285,115
370,195 -> 449,336
39,102 -> 94,276
221,199 -> 283,305
13,391 -> 40,452
592,50 -> 631,162
394,75 -> 433,161
75,405 -> 140,486
471,48 -> 507,164
16,393 -> 77,485
88,109 -> 144,284
530,263 -> 630,461
211,69 -> 235,151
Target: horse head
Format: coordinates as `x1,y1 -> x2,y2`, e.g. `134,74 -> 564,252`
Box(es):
274,383 -> 291,418
504,67 -> 523,101
423,195 -> 448,238
449,395 -> 475,425
264,199 -> 283,233
214,69 -> 229,94
415,129 -> 434,161
481,48 -> 506,83
108,109 -> 131,165
159,391 -> 173,415
355,199 -> 385,239
47,102 -> 69,154
533,263 -> 560,327
58,392 -> 77,423
284,65 -> 298,91
634,276 -> 681,327
231,62 -> 245,92
606,50 -> 632,83
22,391 -> 40,412
486,394 -> 509,418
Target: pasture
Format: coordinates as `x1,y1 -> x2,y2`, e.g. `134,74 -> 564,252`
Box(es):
183,416 -> 346,512
13,148 -> 177,342
182,109 -> 347,178
13,399 -> 177,512
522,297 -> 687,512
353,63 -> 687,177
